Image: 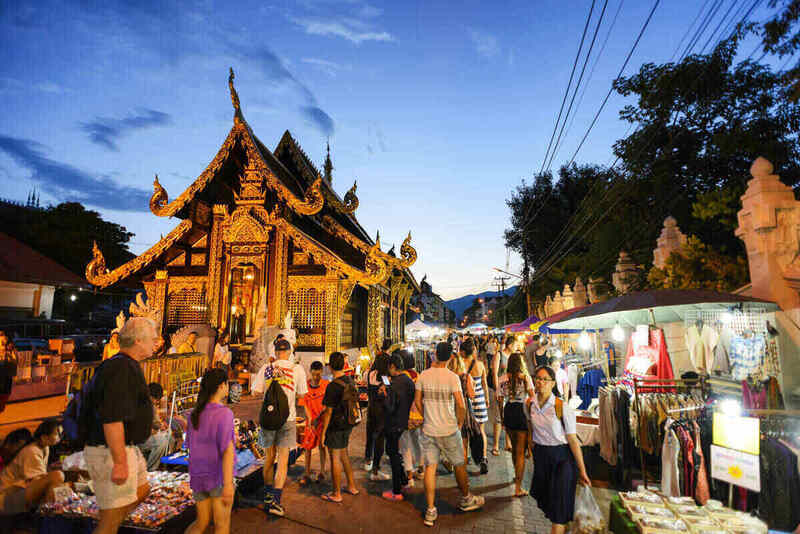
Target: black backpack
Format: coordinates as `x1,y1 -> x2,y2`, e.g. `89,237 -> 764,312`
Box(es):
334,378 -> 362,427
63,357 -> 107,448
259,376 -> 290,430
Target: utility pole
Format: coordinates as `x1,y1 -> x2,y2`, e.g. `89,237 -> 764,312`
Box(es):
493,275 -> 510,326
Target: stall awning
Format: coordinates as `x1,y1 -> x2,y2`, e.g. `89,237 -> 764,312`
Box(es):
539,306 -> 593,334
548,289 -> 777,330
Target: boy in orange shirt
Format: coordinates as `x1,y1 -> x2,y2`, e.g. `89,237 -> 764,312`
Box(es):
299,360 -> 329,484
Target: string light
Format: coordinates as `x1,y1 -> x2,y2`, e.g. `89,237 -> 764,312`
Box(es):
612,322 -> 624,342
579,329 -> 591,350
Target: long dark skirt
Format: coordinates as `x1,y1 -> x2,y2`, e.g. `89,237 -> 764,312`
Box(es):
530,443 -> 578,525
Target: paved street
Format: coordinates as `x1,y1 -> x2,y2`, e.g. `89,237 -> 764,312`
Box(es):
230,395 -> 553,534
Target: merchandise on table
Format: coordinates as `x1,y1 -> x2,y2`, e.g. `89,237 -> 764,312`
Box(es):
38,471 -> 194,529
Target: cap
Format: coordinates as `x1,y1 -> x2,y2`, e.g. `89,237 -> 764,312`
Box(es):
274,338 -> 291,352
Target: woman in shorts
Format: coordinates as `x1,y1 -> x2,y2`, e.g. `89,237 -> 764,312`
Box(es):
497,353 -> 534,497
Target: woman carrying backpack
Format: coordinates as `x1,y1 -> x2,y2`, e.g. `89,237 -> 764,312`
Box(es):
185,368 -> 234,534
526,365 -> 591,534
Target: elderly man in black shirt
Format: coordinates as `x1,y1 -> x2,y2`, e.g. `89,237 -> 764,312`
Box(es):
83,317 -> 156,534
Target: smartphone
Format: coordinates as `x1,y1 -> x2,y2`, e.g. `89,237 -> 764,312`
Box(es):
381,375 -> 391,386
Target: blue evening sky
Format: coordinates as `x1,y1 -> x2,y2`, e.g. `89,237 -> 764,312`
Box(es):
0,0 -> 770,299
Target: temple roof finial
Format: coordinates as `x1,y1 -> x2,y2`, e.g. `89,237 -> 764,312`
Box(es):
323,140 -> 333,183
229,67 -> 242,123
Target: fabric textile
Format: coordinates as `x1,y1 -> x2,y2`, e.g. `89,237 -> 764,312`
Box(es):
622,328 -> 674,384
299,378 -> 329,449
384,373 -> 415,432
529,394 -> 577,446
661,421 -> 681,497
530,443 -> 578,525
324,427 -> 352,450
577,368 -> 605,410
416,367 -> 463,437
420,430 -> 464,467
84,444 -> 148,510
258,420 -> 296,449
685,324 -> 719,372
186,402 -> 235,493
729,334 -> 766,381
503,402 -> 528,431
498,374 -> 533,404
0,443 -> 48,489
598,388 -> 617,466
470,374 -> 488,423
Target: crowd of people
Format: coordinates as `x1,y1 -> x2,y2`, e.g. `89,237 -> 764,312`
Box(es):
0,323 -> 592,534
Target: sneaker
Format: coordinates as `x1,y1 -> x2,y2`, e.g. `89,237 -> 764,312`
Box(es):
363,461 -> 373,471
266,500 -> 285,517
423,507 -> 438,527
480,460 -> 489,475
459,494 -> 485,512
382,490 -> 404,501
263,493 -> 274,507
369,471 -> 391,481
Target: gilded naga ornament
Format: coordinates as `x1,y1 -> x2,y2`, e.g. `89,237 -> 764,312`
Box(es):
229,67 -> 242,122
323,180 -> 359,213
399,231 -> 417,268
150,175 -> 171,216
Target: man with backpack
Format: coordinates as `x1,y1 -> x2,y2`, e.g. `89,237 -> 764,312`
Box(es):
381,350 -> 415,501
319,351 -> 360,503
259,338 -> 307,517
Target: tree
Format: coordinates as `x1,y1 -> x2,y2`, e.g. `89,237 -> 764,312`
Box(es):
647,236 -> 749,292
761,0 -> 800,100
0,202 -> 134,277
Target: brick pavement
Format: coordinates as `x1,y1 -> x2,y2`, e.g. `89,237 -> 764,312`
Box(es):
230,396 -> 553,534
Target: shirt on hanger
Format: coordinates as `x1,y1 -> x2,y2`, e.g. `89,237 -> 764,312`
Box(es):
685,324 -> 719,372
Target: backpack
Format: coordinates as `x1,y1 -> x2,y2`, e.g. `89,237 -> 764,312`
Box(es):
554,397 -> 567,432
259,370 -> 290,430
334,377 -> 361,427
63,359 -> 106,447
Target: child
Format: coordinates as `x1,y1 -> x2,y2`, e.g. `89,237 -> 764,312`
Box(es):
185,369 -> 235,534
299,361 -> 329,485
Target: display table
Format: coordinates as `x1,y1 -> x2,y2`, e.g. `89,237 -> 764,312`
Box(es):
608,495 -> 637,534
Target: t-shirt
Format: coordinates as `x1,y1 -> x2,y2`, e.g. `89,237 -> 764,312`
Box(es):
86,353 -> 153,446
186,403 -> 234,493
323,375 -> 355,432
300,379 -> 329,424
524,342 -> 539,375
529,394 -> 577,446
417,367 -> 463,437
0,443 -> 48,489
265,359 -> 307,421
214,344 -> 231,365
498,374 -> 533,404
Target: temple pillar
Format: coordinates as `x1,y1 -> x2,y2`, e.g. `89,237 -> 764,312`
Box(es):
367,285 -> 382,351
206,205 -> 227,328
562,284 -> 575,309
266,227 -> 289,326
587,276 -> 609,303
573,277 -> 588,306
736,157 -> 800,315
153,270 -> 168,334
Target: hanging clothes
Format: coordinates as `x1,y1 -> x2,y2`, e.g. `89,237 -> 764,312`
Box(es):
661,419 -> 681,497
603,342 -> 618,377
576,367 -> 605,410
729,334 -> 766,381
598,387 -> 617,466
623,327 -> 674,384
685,324 -> 719,373
759,438 -> 800,532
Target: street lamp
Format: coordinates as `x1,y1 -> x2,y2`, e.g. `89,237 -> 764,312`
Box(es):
70,294 -> 77,302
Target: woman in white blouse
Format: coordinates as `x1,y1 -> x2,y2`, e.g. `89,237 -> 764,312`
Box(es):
526,365 -> 591,534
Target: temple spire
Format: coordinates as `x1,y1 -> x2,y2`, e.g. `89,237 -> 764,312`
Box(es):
323,141 -> 333,183
228,67 -> 243,124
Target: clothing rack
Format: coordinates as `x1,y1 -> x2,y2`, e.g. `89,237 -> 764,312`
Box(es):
683,308 -> 769,336
633,376 -> 707,490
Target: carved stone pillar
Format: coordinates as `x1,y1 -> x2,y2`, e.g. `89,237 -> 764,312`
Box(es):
324,280 -> 339,357
612,251 -> 640,294
562,284 -> 574,309
367,285 -> 382,351
153,270 -> 168,334
573,277 -> 588,306
206,205 -> 227,328
736,157 -> 800,312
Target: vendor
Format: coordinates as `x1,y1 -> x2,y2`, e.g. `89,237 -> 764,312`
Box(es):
526,365 -> 590,534
102,332 -> 120,361
0,429 -> 32,471
0,419 -> 65,515
177,332 -> 198,355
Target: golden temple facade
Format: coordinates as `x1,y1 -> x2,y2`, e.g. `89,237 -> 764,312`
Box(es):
85,69 -> 419,355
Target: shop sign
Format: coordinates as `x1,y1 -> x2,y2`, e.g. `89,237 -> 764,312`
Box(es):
712,412 -> 760,455
710,445 -> 760,492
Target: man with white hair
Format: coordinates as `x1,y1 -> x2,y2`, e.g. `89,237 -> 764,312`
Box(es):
83,317 -> 157,534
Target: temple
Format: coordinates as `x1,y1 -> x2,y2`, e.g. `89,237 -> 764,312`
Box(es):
85,68 -> 419,356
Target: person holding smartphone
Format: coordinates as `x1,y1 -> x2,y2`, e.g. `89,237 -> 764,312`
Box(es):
380,351 -> 415,501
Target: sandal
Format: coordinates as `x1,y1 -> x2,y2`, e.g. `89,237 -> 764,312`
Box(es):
490,449 -> 500,456
321,493 -> 343,503
514,490 -> 529,498
342,487 -> 360,496
299,475 -> 312,486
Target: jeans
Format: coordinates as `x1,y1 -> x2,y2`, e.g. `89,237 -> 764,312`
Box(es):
138,431 -> 170,471
385,429 -> 407,494
365,413 -> 385,470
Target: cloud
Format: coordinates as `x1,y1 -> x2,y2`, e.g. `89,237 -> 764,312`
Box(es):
0,77 -> 70,95
0,135 -> 151,211
300,106 -> 335,137
468,28 -> 500,59
291,17 -> 393,44
301,57 -> 348,77
80,109 -> 171,151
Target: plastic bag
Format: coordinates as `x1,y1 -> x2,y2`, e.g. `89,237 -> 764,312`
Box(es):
573,485 -> 605,534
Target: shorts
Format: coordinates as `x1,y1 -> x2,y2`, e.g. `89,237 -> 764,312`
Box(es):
324,427 -> 352,450
259,420 -> 296,449
420,430 -> 465,467
0,486 -> 28,515
193,485 -> 222,501
84,445 -> 148,510
504,402 -> 528,431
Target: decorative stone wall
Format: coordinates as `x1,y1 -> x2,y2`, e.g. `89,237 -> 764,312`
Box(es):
653,216 -> 688,269
612,251 -> 640,294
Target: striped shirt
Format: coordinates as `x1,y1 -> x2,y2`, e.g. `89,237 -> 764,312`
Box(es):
417,367 -> 463,437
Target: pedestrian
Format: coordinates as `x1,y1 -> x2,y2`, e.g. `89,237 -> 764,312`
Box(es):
177,332 -> 198,354
491,335 -> 515,454
364,339 -> 391,480
260,338 -> 307,517
381,350 -> 415,501
137,383 -> 171,471
185,368 -> 234,534
0,428 -> 32,471
213,334 -> 231,373
526,365 -> 591,534
524,334 -> 540,376
414,341 -> 484,527
102,331 -> 120,361
399,351 -> 423,486
0,419 -> 64,516
299,360 -> 329,485
456,338 -> 488,473
497,353 -> 534,497
83,317 -> 156,534
534,338 -> 550,368
320,351 -> 360,503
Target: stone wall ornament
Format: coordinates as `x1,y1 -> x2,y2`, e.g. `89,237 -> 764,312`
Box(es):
612,251 -> 640,294
653,216 -> 689,269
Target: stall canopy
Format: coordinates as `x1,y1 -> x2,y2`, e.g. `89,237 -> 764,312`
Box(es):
465,322 -> 489,333
506,315 -> 541,333
405,319 -> 431,334
538,306 -> 593,334
548,289 -> 778,330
